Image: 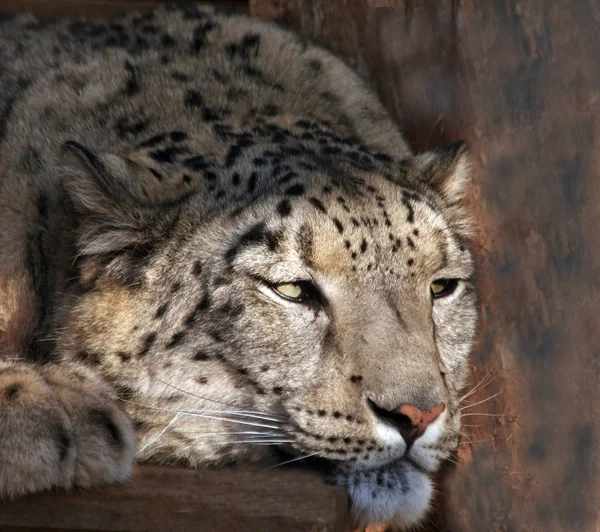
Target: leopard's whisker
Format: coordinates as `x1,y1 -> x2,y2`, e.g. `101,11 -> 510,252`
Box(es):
187,409 -> 287,423
459,371 -> 495,402
139,413 -> 181,454
460,389 -> 504,411
458,435 -> 512,446
177,431 -> 284,437
265,451 -> 324,470
210,440 -> 294,445
460,412 -> 515,418
155,377 -> 285,421
117,398 -> 284,430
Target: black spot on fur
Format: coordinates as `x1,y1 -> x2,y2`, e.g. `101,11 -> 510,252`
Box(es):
360,239 -> 368,254
155,302 -> 169,319
225,222 -> 270,262
196,376 -> 209,385
4,384 -> 20,400
225,145 -> 242,167
350,375 -> 363,383
75,350 -> 101,365
166,331 -> 186,348
150,146 -> 187,163
191,21 -> 217,53
161,33 -> 176,47
123,61 -> 140,96
332,218 -> 344,234
401,191 -> 416,223
116,117 -> 148,139
247,172 -> 258,193
138,133 -> 166,148
194,350 -> 211,361
407,258 -> 414,267
277,199 -> 292,217
170,131 -> 187,142
285,184 -> 304,196
278,171 -> 299,185
309,197 -> 327,214
139,333 -> 157,356
226,34 -> 260,61
273,387 -> 284,395
184,155 -> 209,171
192,260 -> 203,276
89,408 -> 122,448
185,90 -> 204,108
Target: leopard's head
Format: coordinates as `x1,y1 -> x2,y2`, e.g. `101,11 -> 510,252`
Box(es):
57,139 -> 476,528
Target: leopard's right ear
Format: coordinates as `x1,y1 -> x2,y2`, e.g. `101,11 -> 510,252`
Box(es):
60,141 -> 199,255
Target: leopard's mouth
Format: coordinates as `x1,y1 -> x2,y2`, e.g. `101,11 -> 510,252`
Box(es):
270,431 -> 442,527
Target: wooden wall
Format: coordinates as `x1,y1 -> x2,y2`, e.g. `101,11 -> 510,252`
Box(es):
248,1 -> 600,530
0,0 -> 597,530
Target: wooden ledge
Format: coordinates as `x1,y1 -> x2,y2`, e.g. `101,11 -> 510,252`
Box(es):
0,465 -> 350,531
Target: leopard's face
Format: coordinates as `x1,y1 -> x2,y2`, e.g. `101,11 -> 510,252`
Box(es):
58,144 -> 476,527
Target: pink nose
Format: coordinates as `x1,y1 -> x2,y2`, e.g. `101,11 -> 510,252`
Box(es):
396,403 -> 446,441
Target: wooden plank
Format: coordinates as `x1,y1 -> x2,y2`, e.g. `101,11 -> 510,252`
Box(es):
249,1 -> 600,531
0,465 -> 350,531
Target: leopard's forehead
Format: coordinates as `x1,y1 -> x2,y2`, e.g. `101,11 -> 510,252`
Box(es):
213,172 -> 470,286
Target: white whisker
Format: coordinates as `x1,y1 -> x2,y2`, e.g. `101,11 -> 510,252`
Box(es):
139,413 -> 180,454
177,431 -> 283,437
266,451 -> 323,470
153,377 -> 287,420
460,389 -> 504,411
460,371 -> 495,402
187,409 -> 286,423
461,413 -> 515,418
211,440 -> 294,446
117,398 -> 284,429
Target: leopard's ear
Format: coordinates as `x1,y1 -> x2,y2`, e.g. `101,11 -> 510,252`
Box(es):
413,141 -> 472,204
61,141 -> 198,255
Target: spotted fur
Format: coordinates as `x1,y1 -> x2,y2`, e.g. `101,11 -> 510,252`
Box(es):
0,4 -> 477,528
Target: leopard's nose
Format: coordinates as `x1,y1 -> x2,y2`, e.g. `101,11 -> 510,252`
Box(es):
368,400 -> 446,446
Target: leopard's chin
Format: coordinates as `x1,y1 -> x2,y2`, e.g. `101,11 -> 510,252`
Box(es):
328,459 -> 433,528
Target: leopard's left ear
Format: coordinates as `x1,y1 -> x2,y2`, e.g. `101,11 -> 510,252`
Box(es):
413,141 -> 472,204
60,141 -> 199,255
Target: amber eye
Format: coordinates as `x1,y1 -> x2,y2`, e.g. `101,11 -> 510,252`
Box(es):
272,281 -> 319,303
430,279 -> 459,299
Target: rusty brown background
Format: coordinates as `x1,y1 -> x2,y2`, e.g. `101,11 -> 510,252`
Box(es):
0,0 -> 598,530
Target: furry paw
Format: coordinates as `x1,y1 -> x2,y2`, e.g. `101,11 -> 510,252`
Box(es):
0,361 -> 136,497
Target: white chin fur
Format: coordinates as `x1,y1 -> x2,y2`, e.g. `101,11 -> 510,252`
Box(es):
330,461 -> 432,528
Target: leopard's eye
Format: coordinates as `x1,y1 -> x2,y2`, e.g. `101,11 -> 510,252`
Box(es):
430,279 -> 459,299
272,281 -> 319,303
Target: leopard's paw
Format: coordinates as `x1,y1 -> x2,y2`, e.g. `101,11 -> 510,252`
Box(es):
43,363 -> 137,488
0,361 -> 136,497
0,362 -> 75,497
